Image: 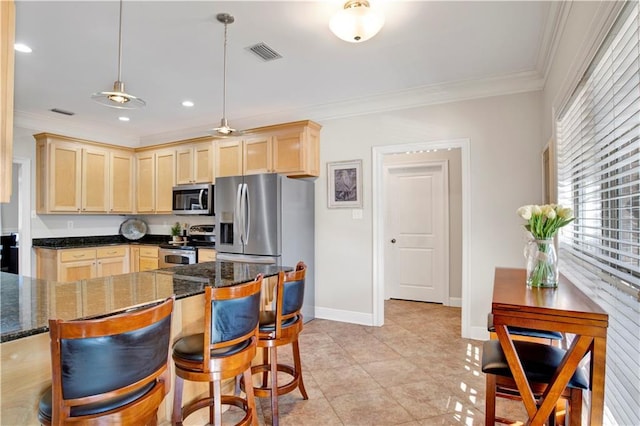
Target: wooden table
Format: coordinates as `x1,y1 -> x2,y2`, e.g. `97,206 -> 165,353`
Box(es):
491,267 -> 608,425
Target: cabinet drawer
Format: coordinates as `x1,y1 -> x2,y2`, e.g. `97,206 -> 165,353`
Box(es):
59,249 -> 96,262
139,257 -> 159,271
198,249 -> 216,262
96,246 -> 127,258
139,246 -> 159,258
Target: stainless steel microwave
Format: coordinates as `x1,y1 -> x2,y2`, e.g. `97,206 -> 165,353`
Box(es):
172,184 -> 214,215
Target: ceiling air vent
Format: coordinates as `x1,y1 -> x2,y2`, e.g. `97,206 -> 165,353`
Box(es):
246,42 -> 282,62
50,108 -> 75,116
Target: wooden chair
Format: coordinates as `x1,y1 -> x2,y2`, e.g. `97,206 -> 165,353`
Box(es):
38,296 -> 175,426
487,313 -> 564,347
172,275 -> 263,426
249,261 -> 308,426
482,340 -> 588,426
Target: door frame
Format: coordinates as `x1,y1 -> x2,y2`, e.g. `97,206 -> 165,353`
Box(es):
384,160 -> 450,304
12,157 -> 32,276
372,139 -> 471,338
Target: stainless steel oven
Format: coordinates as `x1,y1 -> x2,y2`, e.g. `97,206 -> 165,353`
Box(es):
158,247 -> 196,267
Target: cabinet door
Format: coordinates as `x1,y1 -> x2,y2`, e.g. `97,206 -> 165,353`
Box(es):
139,257 -> 159,272
155,150 -> 175,213
216,139 -> 243,177
110,151 -> 134,213
59,260 -> 96,282
130,246 -> 140,272
194,142 -> 214,183
176,146 -> 194,185
243,136 -> 272,175
49,141 -> 82,212
81,147 -> 109,213
272,130 -> 305,175
136,152 -> 155,213
97,256 -> 127,277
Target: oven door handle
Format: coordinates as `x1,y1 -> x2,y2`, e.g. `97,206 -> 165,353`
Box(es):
198,189 -> 205,209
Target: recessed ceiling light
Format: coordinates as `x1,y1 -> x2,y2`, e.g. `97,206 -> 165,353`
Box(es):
14,43 -> 32,53
182,100 -> 194,107
118,116 -> 130,122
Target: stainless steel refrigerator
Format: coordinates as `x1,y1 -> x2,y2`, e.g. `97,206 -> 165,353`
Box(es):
215,173 -> 315,320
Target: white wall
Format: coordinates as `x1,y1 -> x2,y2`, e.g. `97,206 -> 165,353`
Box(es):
315,91 -> 543,336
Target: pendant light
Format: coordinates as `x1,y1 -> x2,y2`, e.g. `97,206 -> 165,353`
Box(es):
91,0 -> 145,109
330,0 -> 385,43
212,13 -> 240,136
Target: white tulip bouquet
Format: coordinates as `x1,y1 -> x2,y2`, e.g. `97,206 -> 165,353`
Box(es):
517,204 -> 574,287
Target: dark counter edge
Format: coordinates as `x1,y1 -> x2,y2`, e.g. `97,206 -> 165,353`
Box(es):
32,234 -> 170,248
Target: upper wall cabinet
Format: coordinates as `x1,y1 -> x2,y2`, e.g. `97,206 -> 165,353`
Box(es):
35,133 -> 134,214
176,137 -> 215,185
215,120 -> 321,178
135,148 -> 175,214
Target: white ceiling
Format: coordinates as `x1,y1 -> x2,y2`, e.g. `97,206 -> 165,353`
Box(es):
13,1 -> 559,146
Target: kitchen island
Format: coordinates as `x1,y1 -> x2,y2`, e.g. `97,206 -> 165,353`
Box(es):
0,261 -> 289,425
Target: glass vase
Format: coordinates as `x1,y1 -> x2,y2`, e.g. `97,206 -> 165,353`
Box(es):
525,239 -> 558,288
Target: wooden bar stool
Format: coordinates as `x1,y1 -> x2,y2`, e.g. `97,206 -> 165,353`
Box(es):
38,296 -> 175,426
482,339 -> 588,426
249,262 -> 308,426
172,275 -> 262,426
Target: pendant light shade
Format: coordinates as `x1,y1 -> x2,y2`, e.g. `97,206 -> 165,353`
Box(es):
212,13 -> 240,137
91,0 -> 145,109
330,0 -> 385,43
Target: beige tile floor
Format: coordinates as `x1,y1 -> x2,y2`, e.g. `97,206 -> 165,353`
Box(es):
182,299 -> 531,425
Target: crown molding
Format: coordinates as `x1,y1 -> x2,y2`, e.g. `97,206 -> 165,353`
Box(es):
17,70 -> 545,148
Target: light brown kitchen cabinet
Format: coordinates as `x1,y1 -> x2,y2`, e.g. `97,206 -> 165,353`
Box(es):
176,138 -> 215,184
215,139 -> 243,178
215,120 -> 321,178
0,0 -> 15,204
81,146 -> 109,213
35,245 -> 130,282
197,248 -> 217,263
109,150 -> 134,213
135,148 -> 174,214
137,245 -> 159,272
135,151 -> 155,213
35,133 -> 134,214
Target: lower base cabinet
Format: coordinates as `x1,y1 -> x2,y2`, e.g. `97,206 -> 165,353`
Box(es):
197,248 -> 216,263
130,245 -> 159,272
35,246 -> 130,282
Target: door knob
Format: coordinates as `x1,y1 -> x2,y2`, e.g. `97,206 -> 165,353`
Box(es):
391,239 -> 396,243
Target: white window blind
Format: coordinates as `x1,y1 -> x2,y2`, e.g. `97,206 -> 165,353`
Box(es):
556,2 -> 639,425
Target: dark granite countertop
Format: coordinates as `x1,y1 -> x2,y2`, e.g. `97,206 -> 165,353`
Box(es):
32,234 -> 169,249
0,261 -> 288,343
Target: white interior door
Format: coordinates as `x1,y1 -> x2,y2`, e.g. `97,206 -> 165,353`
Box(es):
384,161 -> 449,303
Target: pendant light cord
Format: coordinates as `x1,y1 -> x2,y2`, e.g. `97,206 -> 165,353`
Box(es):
116,0 -> 123,83
222,20 -> 228,119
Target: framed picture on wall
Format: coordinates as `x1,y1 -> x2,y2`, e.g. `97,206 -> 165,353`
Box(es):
327,160 -> 362,208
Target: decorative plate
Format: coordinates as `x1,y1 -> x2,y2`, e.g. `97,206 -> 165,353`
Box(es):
119,218 -> 148,240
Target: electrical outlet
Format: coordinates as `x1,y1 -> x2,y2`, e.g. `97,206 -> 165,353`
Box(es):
67,220 -> 74,229
31,210 -> 37,219
352,209 -> 363,220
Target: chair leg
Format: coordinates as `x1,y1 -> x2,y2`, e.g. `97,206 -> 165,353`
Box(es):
270,346 -> 280,426
292,340 -> 308,399
209,381 -> 215,425
213,380 -> 222,426
172,375 -> 184,425
485,374 -> 496,426
569,388 -> 583,426
243,367 -> 259,426
261,347 -> 269,389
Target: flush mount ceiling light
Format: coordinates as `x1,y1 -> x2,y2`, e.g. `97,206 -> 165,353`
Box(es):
212,13 -> 241,137
91,0 -> 145,109
329,0 -> 385,43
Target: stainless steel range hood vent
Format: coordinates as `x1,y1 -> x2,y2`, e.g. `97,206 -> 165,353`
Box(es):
246,42 -> 282,62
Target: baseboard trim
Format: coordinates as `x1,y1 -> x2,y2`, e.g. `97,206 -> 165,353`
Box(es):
314,306 -> 375,326
447,297 -> 462,307
469,325 -> 489,341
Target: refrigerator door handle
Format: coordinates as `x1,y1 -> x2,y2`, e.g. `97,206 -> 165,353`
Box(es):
244,183 -> 251,243
235,183 -> 243,244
